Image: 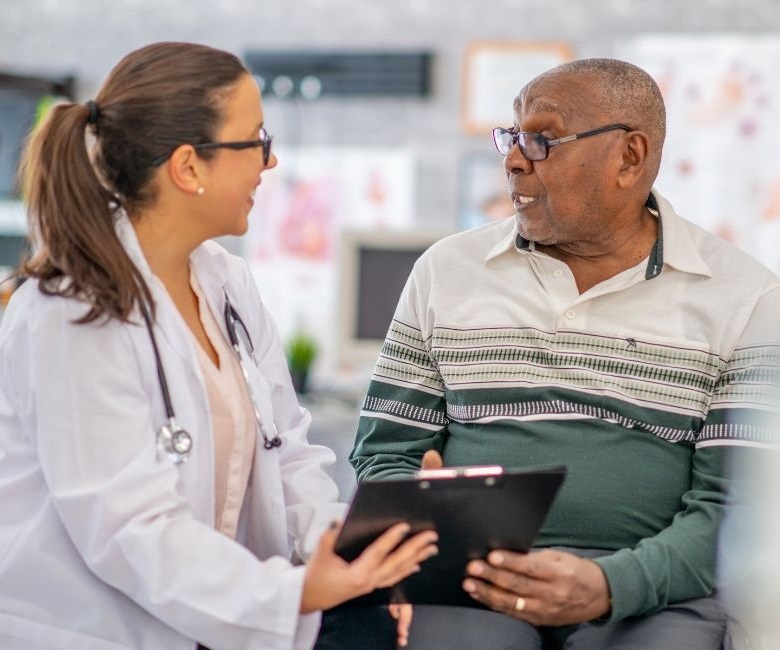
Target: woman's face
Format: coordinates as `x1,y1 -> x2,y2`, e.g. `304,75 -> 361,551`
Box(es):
199,73 -> 277,238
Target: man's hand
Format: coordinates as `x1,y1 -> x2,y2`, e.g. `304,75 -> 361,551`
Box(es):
462,548 -> 611,626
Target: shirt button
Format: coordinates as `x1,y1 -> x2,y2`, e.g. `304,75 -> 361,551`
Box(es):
565,310 -> 575,320
553,269 -> 563,277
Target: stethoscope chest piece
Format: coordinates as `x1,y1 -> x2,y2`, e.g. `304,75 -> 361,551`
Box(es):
157,418 -> 192,465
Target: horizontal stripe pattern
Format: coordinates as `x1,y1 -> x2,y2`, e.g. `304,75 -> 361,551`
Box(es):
365,321 -> 779,446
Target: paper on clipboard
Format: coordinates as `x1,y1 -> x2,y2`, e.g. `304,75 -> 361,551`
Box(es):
334,464 -> 566,608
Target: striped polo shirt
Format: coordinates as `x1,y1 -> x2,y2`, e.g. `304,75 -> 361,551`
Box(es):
350,189 -> 780,620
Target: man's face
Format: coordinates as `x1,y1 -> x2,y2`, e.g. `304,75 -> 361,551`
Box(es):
506,73 -> 627,248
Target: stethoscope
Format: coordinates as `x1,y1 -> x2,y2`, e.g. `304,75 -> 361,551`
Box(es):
140,290 -> 282,465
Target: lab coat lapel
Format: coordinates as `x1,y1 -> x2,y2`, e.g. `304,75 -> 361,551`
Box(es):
189,245 -> 232,340
113,213 -> 201,372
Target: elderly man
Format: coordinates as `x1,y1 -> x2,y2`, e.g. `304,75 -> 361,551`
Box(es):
316,58 -> 780,649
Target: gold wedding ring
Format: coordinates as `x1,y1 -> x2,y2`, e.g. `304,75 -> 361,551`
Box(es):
514,596 -> 527,612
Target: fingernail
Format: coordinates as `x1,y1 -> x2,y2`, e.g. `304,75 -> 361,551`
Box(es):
399,523 -> 411,535
463,579 -> 476,593
468,561 -> 483,575
489,552 -> 504,566
427,547 -> 439,558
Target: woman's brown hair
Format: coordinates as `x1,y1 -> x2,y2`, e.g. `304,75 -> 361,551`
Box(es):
19,42 -> 249,323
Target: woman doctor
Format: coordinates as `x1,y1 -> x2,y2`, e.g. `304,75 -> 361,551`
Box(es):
0,42 -> 437,650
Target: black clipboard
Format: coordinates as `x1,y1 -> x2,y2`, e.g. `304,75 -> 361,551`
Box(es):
334,464 -> 566,608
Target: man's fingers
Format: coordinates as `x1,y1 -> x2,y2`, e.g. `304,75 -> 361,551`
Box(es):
466,559 -> 541,596
421,450 -> 444,470
462,577 -> 537,621
484,549 -> 563,581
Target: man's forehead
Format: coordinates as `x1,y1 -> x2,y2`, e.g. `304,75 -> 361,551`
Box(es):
513,73 -> 598,121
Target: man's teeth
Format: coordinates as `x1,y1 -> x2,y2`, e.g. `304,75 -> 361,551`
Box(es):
516,195 -> 536,204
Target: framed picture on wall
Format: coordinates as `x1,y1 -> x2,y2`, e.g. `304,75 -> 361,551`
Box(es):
461,42 -> 573,134
458,152 -> 514,231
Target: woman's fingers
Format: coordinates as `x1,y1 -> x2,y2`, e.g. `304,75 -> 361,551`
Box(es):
314,519 -> 345,564
357,528 -> 437,574
357,522 -> 413,564
367,535 -> 438,588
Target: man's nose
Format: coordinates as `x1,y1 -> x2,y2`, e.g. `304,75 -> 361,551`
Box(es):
504,143 -> 534,175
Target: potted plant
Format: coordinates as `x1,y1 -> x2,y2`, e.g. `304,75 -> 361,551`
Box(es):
285,331 -> 318,394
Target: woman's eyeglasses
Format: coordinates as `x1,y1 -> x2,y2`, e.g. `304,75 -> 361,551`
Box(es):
492,124 -> 631,161
151,127 -> 273,167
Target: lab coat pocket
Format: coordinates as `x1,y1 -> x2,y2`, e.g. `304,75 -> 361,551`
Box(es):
0,612 -> 130,650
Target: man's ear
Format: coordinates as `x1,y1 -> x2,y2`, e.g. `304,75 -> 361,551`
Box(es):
165,145 -> 205,196
616,131 -> 650,190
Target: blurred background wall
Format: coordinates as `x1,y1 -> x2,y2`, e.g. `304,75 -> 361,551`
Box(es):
3,0 -> 780,229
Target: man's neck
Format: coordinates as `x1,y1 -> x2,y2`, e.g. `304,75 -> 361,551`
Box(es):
538,207 -> 659,294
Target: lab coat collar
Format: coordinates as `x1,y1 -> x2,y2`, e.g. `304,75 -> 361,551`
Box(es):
113,212 -> 230,368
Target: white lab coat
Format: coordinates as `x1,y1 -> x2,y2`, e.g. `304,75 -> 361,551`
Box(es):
0,214 -> 347,650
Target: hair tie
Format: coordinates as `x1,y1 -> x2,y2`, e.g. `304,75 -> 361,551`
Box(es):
84,100 -> 100,125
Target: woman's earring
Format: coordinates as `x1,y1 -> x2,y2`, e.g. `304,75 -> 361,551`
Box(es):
197,187 -> 205,196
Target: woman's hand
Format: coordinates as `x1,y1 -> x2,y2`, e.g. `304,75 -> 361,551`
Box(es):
300,521 -> 438,614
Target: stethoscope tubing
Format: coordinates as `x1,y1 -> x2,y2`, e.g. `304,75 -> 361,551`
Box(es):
143,290 -> 282,463
140,303 -> 177,424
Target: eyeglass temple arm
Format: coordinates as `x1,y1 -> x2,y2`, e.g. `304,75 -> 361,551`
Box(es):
547,124 -> 632,147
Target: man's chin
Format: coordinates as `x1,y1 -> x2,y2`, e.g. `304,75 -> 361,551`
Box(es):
516,222 -> 553,246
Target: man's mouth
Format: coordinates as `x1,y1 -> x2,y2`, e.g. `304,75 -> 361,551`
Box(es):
512,194 -> 538,209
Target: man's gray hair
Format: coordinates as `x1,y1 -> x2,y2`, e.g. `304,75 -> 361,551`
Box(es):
540,58 -> 666,145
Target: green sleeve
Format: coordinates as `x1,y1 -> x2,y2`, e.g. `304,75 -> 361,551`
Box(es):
595,281 -> 780,621
350,270 -> 450,481
593,445 -> 727,620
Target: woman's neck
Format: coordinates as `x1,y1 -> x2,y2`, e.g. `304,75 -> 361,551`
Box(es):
131,208 -> 197,295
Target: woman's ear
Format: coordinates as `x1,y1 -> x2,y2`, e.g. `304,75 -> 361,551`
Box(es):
616,131 -> 650,190
165,145 -> 205,196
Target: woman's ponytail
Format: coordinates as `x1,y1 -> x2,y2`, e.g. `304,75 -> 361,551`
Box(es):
19,101 -> 152,323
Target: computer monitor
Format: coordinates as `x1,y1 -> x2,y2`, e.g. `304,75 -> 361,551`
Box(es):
337,229 -> 449,369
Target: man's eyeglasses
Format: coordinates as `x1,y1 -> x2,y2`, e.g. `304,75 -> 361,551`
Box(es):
492,124 -> 631,161
151,127 -> 273,167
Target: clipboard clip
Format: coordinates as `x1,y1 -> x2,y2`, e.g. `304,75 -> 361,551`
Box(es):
415,465 -> 504,479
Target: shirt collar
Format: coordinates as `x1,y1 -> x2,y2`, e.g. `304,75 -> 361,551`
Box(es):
650,189 -> 711,278
483,189 -> 711,279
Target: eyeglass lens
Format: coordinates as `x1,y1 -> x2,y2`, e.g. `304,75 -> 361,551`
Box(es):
493,129 -> 547,161
259,129 -> 272,166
